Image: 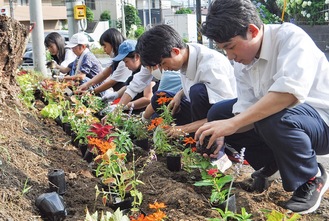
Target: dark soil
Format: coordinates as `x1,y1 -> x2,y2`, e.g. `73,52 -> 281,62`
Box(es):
0,98 -> 329,221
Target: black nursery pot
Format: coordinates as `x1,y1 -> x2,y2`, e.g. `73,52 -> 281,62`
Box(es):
78,143 -> 88,157
33,89 -> 42,100
213,194 -> 237,213
166,153 -> 182,172
48,169 -> 66,195
35,192 -> 67,221
133,138 -> 149,151
62,123 -> 72,136
83,149 -> 95,163
71,132 -> 79,148
110,195 -> 133,211
54,116 -> 63,127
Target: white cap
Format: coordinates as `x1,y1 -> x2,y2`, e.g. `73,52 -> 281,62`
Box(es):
66,32 -> 89,48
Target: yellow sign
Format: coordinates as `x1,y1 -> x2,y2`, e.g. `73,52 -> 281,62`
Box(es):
74,5 -> 86,20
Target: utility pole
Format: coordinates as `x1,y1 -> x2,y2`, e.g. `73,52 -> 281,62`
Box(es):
208,0 -> 213,49
9,0 -> 14,18
65,0 -> 85,38
121,0 -> 126,37
148,0 -> 152,27
29,0 -> 47,74
196,0 -> 202,44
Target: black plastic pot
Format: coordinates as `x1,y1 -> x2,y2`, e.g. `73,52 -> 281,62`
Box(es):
78,143 -> 88,157
212,194 -> 236,213
110,195 -> 133,211
62,123 -> 72,136
48,169 -> 66,195
196,136 -> 217,155
166,153 -> 182,172
133,138 -> 149,151
33,89 -> 42,100
71,132 -> 79,148
35,192 -> 67,221
54,116 -> 63,127
83,149 -> 95,163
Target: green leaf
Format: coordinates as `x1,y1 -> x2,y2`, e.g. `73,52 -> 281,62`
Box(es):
194,180 -> 213,186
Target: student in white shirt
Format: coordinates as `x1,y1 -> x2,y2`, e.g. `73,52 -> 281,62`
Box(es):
196,0 -> 329,214
136,24 -> 237,172
44,32 -> 76,68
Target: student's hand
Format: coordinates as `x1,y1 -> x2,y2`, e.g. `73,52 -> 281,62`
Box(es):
164,125 -> 185,138
141,111 -> 151,124
195,119 -> 238,150
168,95 -> 181,115
101,91 -> 119,103
76,82 -> 90,93
200,137 -> 224,159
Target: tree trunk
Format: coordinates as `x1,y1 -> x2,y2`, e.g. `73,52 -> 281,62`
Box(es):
0,15 -> 29,102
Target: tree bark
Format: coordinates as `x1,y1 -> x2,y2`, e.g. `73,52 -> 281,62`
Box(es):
0,15 -> 29,102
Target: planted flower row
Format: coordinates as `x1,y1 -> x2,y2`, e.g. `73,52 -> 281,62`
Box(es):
15,69 -> 301,220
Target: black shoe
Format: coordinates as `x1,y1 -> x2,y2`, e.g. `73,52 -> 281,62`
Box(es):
249,161 -> 278,193
284,163 -> 329,214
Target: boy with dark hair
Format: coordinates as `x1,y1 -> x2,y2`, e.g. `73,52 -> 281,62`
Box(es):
196,0 -> 329,214
136,24 -> 237,172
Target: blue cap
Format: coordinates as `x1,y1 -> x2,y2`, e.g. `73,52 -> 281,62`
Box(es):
112,39 -> 137,61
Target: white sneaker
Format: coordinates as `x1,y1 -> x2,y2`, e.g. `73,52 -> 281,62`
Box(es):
211,153 -> 232,173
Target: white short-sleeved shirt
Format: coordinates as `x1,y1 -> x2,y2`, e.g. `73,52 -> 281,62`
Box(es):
181,43 -> 237,103
109,60 -> 132,82
233,23 -> 329,125
60,48 -> 76,67
125,66 -> 153,99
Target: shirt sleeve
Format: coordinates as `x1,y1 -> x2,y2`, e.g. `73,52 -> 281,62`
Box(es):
110,61 -> 132,82
125,66 -> 153,99
60,49 -> 76,67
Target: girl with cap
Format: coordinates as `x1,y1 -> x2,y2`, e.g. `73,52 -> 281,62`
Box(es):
101,39 -> 157,114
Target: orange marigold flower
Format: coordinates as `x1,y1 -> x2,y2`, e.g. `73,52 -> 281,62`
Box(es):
147,124 -> 156,131
183,137 -> 196,145
191,147 -> 197,152
145,211 -> 167,221
156,92 -> 167,97
153,117 -> 163,126
130,214 -> 145,221
157,97 -> 169,105
149,202 -> 166,210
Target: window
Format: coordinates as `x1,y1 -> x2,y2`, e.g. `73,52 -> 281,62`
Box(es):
85,0 -> 95,10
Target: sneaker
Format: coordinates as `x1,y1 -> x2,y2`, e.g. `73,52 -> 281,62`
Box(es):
249,161 -> 278,193
284,163 -> 329,214
211,153 -> 232,173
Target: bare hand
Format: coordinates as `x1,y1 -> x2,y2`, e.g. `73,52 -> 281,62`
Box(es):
202,137 -> 224,159
168,94 -> 181,115
195,119 -> 238,149
164,125 -> 185,138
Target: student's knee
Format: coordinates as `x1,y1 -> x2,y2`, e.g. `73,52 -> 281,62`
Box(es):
190,83 -> 207,100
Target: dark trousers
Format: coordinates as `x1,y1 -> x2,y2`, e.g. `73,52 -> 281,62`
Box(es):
208,99 -> 329,191
151,83 -> 212,126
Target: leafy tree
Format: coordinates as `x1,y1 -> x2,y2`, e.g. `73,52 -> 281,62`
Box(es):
100,10 -> 111,27
117,4 -> 141,37
86,7 -> 94,22
175,7 -> 193,14
134,26 -> 145,38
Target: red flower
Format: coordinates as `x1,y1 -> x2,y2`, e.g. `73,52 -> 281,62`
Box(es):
89,123 -> 114,139
207,168 -> 219,177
